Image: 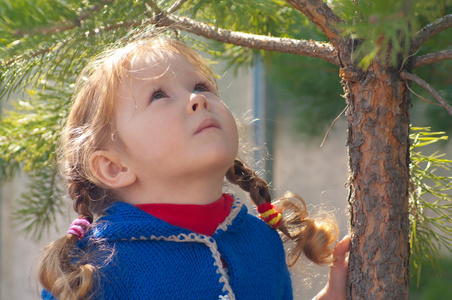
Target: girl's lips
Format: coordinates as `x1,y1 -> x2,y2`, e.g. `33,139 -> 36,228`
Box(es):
195,118 -> 221,134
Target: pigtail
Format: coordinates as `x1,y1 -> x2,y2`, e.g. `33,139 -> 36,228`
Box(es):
275,192 -> 338,266
225,158 -> 272,206
226,158 -> 338,266
38,176 -> 96,300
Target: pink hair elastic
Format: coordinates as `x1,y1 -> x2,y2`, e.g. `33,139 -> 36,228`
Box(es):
67,218 -> 91,239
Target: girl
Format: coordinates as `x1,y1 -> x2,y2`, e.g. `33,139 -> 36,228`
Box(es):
39,34 -> 349,300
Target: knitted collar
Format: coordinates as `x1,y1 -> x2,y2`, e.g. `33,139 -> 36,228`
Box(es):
134,194 -> 234,236
89,195 -> 246,242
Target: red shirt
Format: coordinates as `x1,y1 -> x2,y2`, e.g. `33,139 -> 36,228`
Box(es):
135,193 -> 234,236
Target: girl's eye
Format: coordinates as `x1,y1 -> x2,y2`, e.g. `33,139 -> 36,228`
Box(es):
150,89 -> 168,102
193,83 -> 210,94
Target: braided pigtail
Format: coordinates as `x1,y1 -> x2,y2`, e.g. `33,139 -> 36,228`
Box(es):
226,158 -> 338,266
38,174 -> 98,300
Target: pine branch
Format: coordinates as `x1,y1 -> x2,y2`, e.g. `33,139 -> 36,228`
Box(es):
284,0 -> 343,48
411,14 -> 452,53
157,14 -> 340,65
412,49 -> 452,69
401,71 -> 452,116
2,1 -> 132,67
3,48 -> 51,67
13,166 -> 64,240
3,9 -> 340,69
168,0 -> 190,14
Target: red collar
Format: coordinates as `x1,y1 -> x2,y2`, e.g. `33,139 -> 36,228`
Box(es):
135,194 -> 234,236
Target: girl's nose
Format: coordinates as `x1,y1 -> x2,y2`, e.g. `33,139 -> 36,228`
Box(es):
187,93 -> 210,113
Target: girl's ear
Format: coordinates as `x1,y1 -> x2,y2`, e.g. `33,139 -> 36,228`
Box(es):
89,150 -> 136,189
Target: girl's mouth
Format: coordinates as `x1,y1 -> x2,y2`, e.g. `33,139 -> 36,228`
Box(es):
195,118 -> 221,134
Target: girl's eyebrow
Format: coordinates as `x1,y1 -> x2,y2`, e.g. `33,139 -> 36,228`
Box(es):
132,70 -> 169,96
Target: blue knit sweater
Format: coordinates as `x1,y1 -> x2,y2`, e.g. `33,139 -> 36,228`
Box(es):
42,197 -> 293,299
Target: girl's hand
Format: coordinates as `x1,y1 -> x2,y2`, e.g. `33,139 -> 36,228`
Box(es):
313,235 -> 350,300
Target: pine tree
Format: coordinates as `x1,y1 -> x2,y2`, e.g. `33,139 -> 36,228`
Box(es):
1,1 -> 451,299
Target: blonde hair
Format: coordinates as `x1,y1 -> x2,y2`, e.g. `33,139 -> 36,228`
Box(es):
38,34 -> 338,299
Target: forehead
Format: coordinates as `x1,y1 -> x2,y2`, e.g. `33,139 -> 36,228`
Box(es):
125,49 -> 200,80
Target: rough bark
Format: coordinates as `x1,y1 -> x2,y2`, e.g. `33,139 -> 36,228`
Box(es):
341,60 -> 411,299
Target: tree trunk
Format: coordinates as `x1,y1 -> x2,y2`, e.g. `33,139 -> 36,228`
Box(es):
342,61 -> 411,299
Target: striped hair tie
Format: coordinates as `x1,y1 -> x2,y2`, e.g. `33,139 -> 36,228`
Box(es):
257,203 -> 282,229
67,218 -> 91,239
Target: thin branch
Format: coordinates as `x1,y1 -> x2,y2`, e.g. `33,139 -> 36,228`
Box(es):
412,49 -> 452,69
168,0 -> 190,14
411,14 -> 452,53
401,71 -> 452,116
3,48 -> 52,66
320,104 -> 348,147
405,84 -> 442,108
157,14 -> 340,65
285,0 -> 344,48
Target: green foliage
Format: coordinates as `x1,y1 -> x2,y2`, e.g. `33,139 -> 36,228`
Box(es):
0,86 -> 69,180
409,127 -> 452,284
181,0 -> 290,34
186,1 -> 303,73
0,85 -> 70,238
331,0 -> 452,69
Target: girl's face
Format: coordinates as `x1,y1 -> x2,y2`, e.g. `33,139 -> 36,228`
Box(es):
113,51 -> 239,186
